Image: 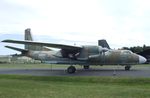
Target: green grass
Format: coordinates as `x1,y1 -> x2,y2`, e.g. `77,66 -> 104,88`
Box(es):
0,63 -> 70,69
0,75 -> 150,98
0,63 -> 150,69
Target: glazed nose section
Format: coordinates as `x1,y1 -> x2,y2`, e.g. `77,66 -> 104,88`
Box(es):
139,55 -> 147,64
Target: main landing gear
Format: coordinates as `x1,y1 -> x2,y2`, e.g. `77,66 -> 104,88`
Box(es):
67,66 -> 76,74
83,65 -> 89,69
125,65 -> 131,71
67,65 -> 90,74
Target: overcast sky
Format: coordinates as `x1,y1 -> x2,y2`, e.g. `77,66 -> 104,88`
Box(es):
1,0 -> 150,52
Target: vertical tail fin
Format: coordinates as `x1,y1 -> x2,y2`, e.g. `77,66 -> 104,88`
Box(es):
98,39 -> 111,49
25,28 -> 33,41
24,28 -> 43,51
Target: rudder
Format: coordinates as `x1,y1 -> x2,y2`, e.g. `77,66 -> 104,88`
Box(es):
24,28 -> 43,51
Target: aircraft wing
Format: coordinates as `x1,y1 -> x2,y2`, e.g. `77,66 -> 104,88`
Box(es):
2,39 -> 82,50
5,45 -> 28,52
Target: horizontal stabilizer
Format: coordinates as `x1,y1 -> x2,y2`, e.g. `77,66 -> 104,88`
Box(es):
2,39 -> 82,50
5,46 -> 28,52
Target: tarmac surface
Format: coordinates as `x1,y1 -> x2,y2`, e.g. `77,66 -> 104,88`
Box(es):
0,66 -> 150,77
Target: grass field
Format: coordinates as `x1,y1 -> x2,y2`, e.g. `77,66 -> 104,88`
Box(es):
0,63 -> 69,69
0,64 -> 150,98
0,63 -> 150,69
0,75 -> 150,98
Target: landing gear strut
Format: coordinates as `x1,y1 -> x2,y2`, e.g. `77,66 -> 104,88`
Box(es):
125,65 -> 131,71
67,66 -> 76,74
83,66 -> 89,69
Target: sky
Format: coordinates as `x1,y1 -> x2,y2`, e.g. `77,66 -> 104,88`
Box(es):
1,0 -> 150,55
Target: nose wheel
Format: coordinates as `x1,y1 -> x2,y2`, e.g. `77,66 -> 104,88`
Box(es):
125,65 -> 131,71
67,66 -> 76,74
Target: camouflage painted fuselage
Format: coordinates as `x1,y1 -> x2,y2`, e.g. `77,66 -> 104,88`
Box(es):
2,29 -> 147,73
27,45 -> 140,65
88,50 -> 139,65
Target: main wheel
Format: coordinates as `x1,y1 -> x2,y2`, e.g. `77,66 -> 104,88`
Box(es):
84,66 -> 89,69
67,66 -> 76,74
125,65 -> 131,71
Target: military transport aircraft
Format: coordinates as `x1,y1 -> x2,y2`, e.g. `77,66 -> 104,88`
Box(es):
2,29 -> 147,73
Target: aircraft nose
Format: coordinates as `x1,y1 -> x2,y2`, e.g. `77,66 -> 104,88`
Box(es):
139,55 -> 147,64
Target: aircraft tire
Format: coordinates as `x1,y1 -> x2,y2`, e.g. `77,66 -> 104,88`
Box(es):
84,66 -> 89,69
67,66 -> 76,74
125,65 -> 130,71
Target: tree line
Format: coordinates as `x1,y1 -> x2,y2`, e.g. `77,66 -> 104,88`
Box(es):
122,45 -> 150,53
